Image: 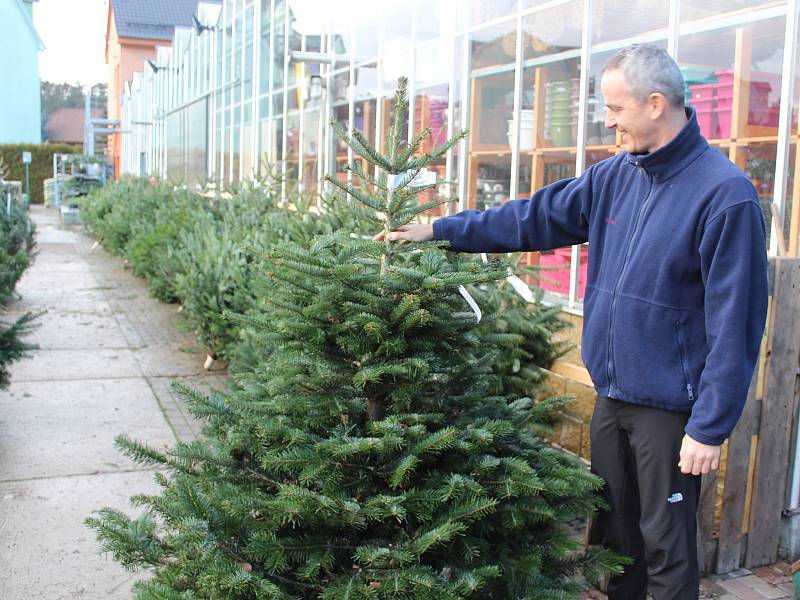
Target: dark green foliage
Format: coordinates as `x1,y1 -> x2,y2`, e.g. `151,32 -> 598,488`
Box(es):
61,175 -> 103,204
0,199 -> 36,302
87,77 -> 624,598
80,177 -> 212,302
0,312 -> 36,389
470,264 -> 572,401
125,188 -> 210,302
172,182 -> 283,360
0,144 -> 81,204
0,193 -> 37,388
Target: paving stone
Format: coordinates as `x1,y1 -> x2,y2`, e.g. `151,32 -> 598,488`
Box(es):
0,471 -> 160,599
146,374 -> 229,441
719,577 -> 778,599
0,378 -> 176,481
132,345 -> 210,378
753,565 -> 792,586
17,270 -> 100,292
6,288 -> 112,314
701,578 -> 730,596
12,310 -> 129,350
34,227 -> 83,245
8,348 -> 143,382
735,575 -> 789,599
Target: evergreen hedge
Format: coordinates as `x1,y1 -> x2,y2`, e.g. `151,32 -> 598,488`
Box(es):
0,143 -> 81,204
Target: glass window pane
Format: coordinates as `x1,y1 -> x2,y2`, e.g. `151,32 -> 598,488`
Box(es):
733,141 -> 776,251
592,0 -> 668,44
518,0 -> 583,202
470,19 -> 517,71
679,16 -> 784,141
302,106 -> 321,193
187,99 -> 208,184
415,82 -> 450,217
242,122 -> 253,176
353,62 -> 378,101
522,151 -> 577,299
352,5 -> 380,62
233,111 -> 241,179
467,20 -> 517,212
271,114 -> 285,163
680,0 -> 779,24
415,0 -> 455,43
286,111 -> 300,182
259,13 -> 270,95
245,41 -> 254,100
167,110 -> 184,182
470,0 -> 517,28
331,71 -> 352,182
383,2 -> 413,56
383,51 -> 413,93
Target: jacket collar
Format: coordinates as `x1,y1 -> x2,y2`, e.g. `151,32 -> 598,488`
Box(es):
624,106 -> 709,183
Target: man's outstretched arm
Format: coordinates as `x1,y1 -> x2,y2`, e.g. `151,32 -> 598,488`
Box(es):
376,168 -> 596,253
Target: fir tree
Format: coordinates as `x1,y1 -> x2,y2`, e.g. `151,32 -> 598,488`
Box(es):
0,193 -> 37,387
87,77 -> 624,599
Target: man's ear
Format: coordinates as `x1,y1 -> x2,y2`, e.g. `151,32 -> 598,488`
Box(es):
648,92 -> 667,120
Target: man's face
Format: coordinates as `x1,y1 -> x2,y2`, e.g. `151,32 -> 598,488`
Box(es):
601,68 -> 656,154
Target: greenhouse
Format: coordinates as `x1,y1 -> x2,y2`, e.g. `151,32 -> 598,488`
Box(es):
119,0 -> 800,307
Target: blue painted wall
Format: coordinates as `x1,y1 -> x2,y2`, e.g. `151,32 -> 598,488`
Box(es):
0,0 -> 42,144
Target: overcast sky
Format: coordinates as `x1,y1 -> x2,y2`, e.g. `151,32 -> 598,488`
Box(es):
33,0 -> 109,87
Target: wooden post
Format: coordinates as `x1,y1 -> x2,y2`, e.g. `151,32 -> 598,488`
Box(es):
533,67 -> 547,149
730,27 -> 752,140
745,257 -> 800,567
714,364 -> 761,573
789,146 -> 800,257
697,468 -> 719,574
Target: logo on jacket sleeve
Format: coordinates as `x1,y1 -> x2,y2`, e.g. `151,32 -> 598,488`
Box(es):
667,492 -> 684,504
604,216 -> 617,225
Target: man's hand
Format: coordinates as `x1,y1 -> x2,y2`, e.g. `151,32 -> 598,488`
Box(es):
373,223 -> 434,243
678,434 -> 721,475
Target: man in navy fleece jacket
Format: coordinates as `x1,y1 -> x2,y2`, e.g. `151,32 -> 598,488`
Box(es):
377,44 -> 768,599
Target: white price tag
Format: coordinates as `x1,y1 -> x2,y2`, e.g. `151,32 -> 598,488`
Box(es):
458,285 -> 482,323
506,270 -> 535,303
389,168 -> 437,190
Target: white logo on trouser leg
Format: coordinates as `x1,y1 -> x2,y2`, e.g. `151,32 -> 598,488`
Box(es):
667,492 -> 684,503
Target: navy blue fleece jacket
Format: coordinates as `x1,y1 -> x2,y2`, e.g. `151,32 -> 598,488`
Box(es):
433,108 -> 768,445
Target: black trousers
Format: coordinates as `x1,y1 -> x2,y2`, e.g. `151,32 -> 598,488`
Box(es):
589,395 -> 702,600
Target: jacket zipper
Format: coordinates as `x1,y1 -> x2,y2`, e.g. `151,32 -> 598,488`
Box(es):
606,165 -> 654,389
674,321 -> 695,402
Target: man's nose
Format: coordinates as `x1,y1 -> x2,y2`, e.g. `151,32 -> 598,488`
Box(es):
605,117 -> 616,130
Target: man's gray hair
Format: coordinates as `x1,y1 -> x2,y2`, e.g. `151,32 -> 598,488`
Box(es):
603,44 -> 685,109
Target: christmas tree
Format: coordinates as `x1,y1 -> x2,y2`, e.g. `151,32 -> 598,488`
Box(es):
0,182 -> 36,388
87,77 -> 623,599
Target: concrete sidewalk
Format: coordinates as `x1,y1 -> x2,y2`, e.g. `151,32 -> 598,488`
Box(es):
0,207 -> 226,599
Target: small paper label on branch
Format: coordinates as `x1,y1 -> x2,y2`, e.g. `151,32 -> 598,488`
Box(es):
506,272 -> 535,303
458,285 -> 482,322
389,168 -> 437,190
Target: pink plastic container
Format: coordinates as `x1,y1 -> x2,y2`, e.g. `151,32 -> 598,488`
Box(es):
714,69 -> 734,86
689,83 -> 716,100
538,247 -> 588,298
750,106 -> 779,127
696,109 -> 719,139
716,94 -> 733,110
689,97 -> 715,111
717,109 -> 732,138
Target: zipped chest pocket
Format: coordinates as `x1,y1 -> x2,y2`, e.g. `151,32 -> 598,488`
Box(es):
674,321 -> 695,402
